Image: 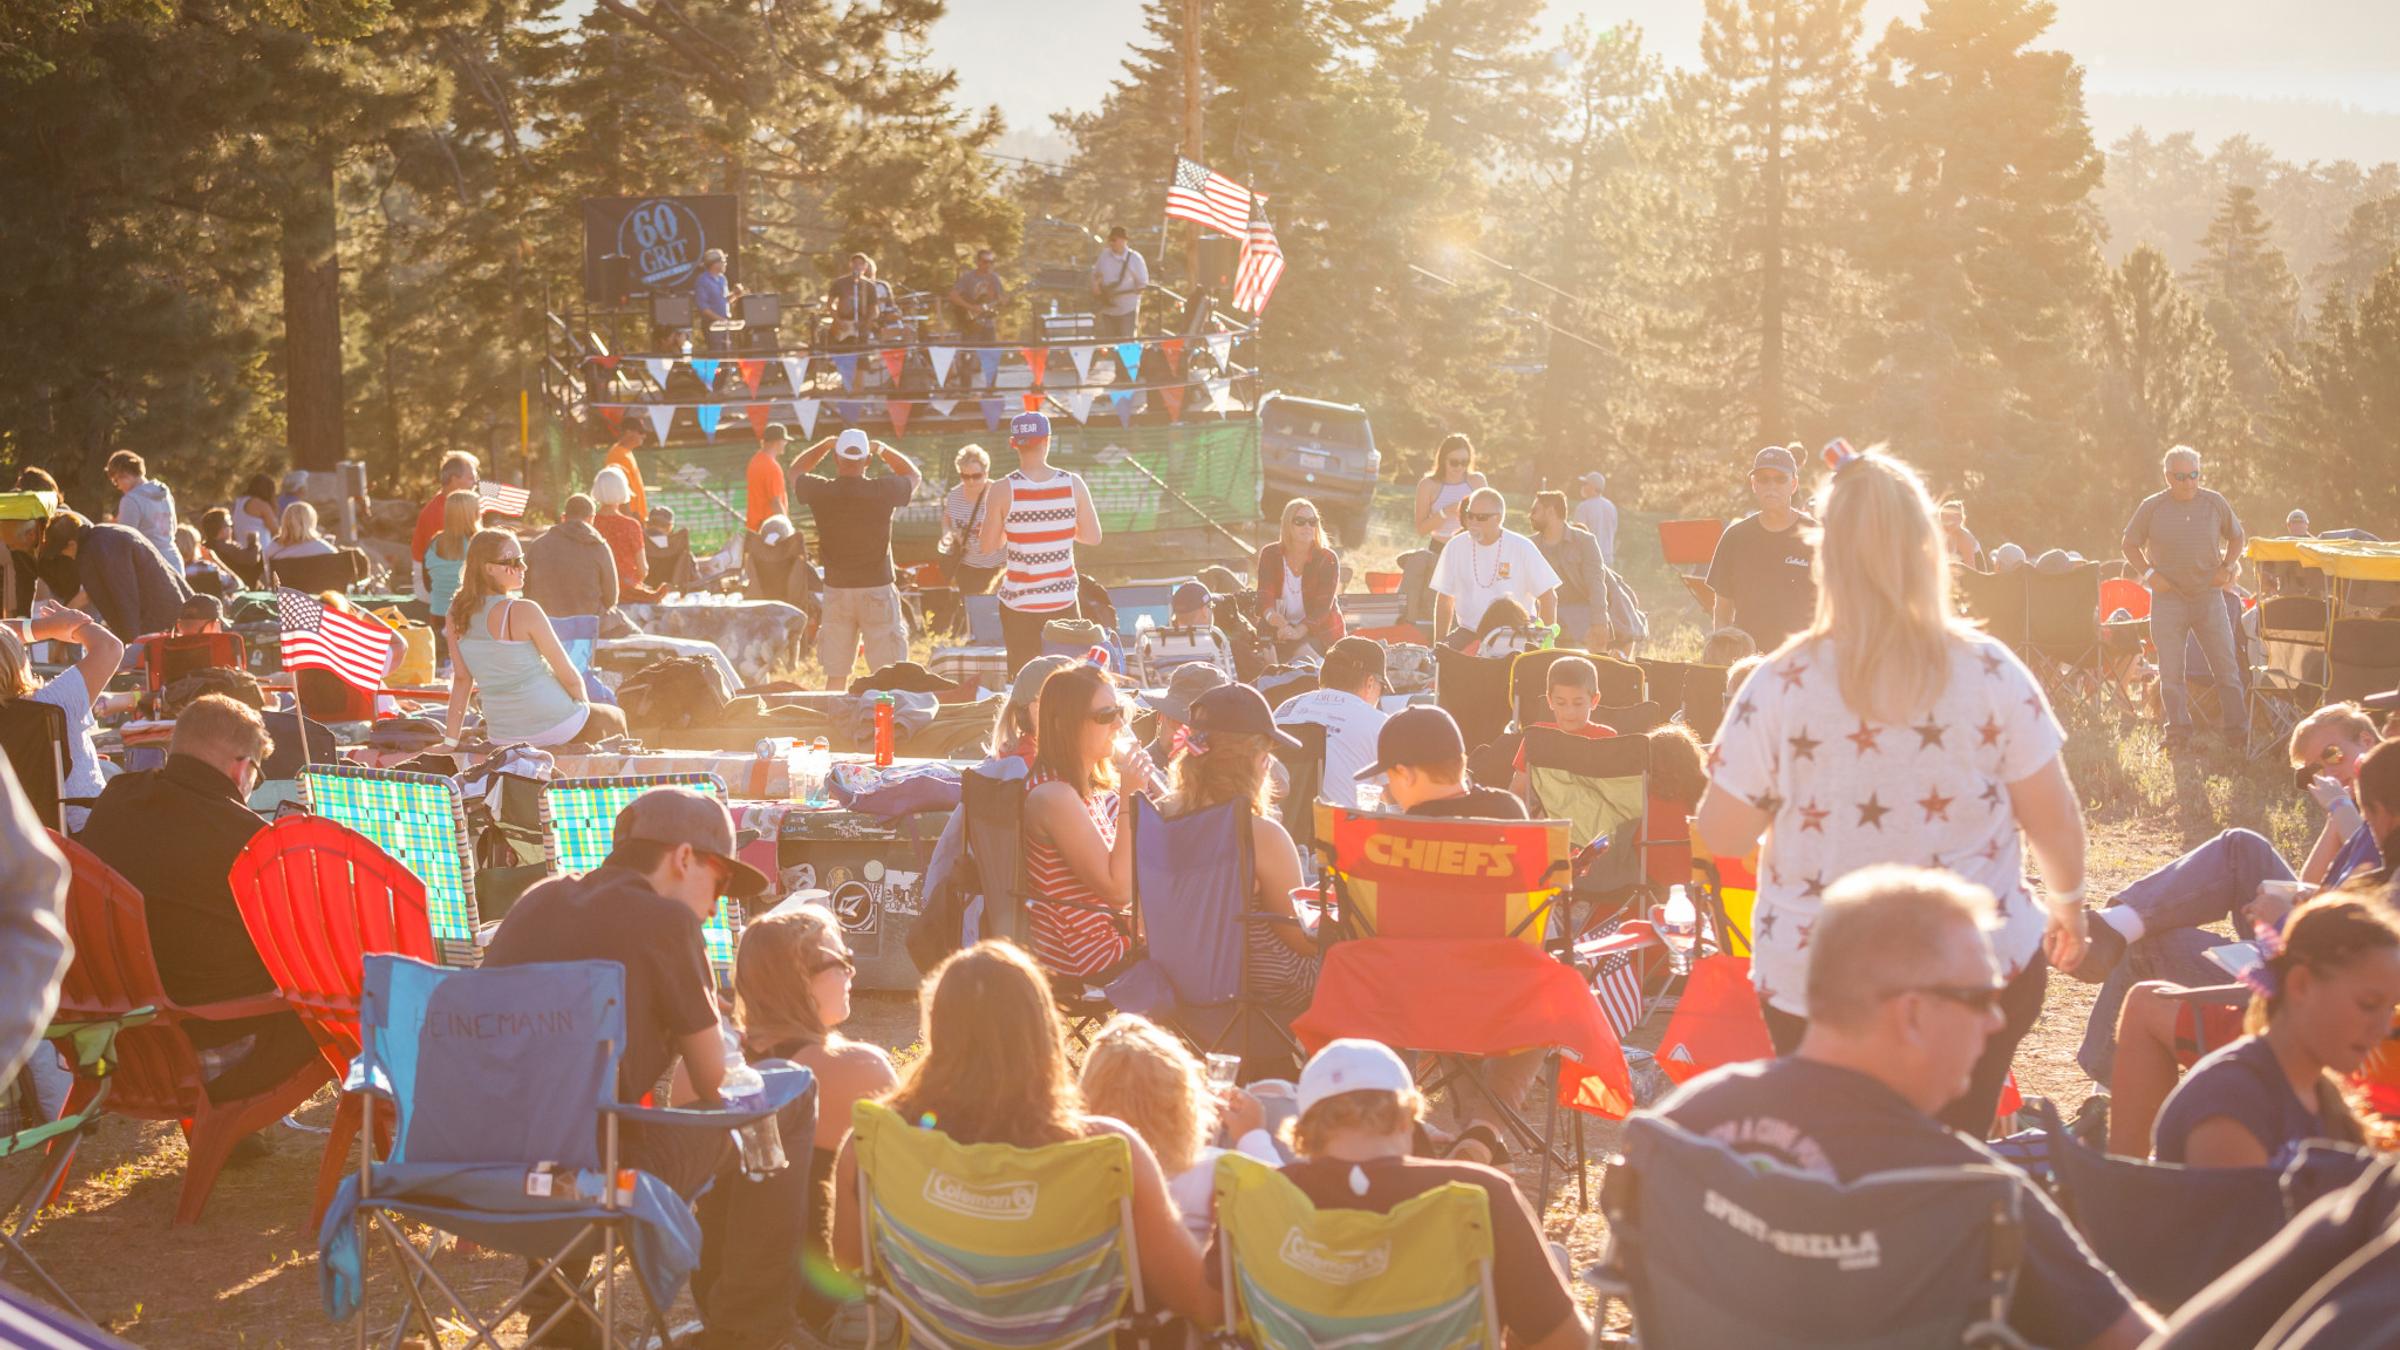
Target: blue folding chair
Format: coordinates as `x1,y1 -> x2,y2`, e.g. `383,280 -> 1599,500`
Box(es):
1591,1114 -> 2034,1348
318,954 -> 810,1349
549,614 -> 617,705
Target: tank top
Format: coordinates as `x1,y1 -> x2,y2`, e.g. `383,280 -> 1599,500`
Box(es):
1427,478 -> 1476,543
424,541 -> 470,618
455,595 -> 585,744
1024,769 -> 1130,979
232,500 -> 273,553
996,469 -> 1081,614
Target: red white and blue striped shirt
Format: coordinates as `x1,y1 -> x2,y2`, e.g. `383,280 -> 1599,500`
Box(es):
997,468 -> 1084,614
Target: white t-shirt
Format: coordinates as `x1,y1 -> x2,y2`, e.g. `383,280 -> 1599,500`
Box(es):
31,667 -> 107,830
1430,529 -> 1562,631
1167,1131 -> 1281,1243
1274,688 -> 1388,809
1707,633 -> 2065,1017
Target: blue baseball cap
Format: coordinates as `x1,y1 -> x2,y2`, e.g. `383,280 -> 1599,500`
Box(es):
1010,411 -> 1051,443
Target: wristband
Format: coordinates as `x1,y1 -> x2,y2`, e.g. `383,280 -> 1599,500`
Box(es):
2046,885 -> 2087,915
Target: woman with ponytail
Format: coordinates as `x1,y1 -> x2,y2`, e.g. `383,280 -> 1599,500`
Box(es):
2153,891 -> 2400,1166
1162,683 -> 1317,1012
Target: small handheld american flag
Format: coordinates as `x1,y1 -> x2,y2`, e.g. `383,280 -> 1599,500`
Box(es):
1165,155 -> 1255,238
277,588 -> 393,691
479,482 -> 531,517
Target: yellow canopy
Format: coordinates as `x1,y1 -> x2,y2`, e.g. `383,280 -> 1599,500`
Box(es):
2244,536 -> 2310,564
0,490 -> 56,522
2244,536 -> 2400,581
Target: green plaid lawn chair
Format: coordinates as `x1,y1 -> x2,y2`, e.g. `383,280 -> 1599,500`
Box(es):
299,764 -> 485,965
3,1009 -> 155,1321
541,773 -> 747,978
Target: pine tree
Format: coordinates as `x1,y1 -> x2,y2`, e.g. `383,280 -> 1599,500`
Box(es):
1390,0 -> 1558,170
2095,246 -> 2239,502
2272,263 -> 2400,530
2185,183 -> 2299,432
2313,195 -> 2400,303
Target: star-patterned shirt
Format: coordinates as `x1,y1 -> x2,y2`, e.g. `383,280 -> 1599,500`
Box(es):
1708,632 -> 2065,1017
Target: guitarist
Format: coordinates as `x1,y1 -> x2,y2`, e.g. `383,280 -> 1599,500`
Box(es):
822,252 -> 896,346
947,248 -> 1006,344
1088,225 -> 1149,339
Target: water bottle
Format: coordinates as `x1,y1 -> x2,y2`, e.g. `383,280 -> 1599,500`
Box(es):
719,1020 -> 787,1181
872,693 -> 896,766
1661,884 -> 1697,947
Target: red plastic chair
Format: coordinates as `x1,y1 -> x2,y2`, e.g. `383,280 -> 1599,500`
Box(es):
229,815 -> 433,1225
1657,518 -> 1727,569
46,831 -> 335,1225
2098,577 -> 2151,622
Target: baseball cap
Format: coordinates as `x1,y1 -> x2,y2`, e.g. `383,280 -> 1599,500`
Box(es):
1354,705 -> 1465,781
1579,471 -> 1606,492
1171,580 -> 1213,614
834,428 -> 871,460
2365,686 -> 2400,714
1185,683 -> 1303,752
178,593 -> 225,626
1750,445 -> 1799,478
762,423 -> 789,444
1322,636 -> 1389,688
1297,1038 -> 1414,1113
1138,662 -> 1230,722
615,787 -> 770,898
1010,411 -> 1051,443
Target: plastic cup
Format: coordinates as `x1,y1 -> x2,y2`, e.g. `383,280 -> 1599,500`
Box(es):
1205,1053 -> 1241,1089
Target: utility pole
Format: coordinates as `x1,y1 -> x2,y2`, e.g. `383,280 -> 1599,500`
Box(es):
1182,0 -> 1205,288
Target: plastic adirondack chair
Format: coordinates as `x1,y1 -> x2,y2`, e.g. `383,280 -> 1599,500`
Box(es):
2097,577 -> 2151,622
540,773 -> 746,978
849,1099 -> 1161,1350
228,814 -> 433,1227
46,831 -> 336,1225
1212,1152 -> 1501,1348
2,1010 -> 155,1320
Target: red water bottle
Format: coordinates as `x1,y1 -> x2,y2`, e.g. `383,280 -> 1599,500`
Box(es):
872,693 -> 895,766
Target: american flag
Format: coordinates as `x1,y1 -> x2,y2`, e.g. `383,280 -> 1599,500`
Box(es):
478,482 -> 531,517
1586,914 -> 1649,1038
1231,212 -> 1284,316
1164,155 -> 1254,238
277,589 -> 393,691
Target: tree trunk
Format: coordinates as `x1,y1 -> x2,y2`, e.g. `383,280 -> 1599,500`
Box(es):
1757,3 -> 1787,441
281,140 -> 346,471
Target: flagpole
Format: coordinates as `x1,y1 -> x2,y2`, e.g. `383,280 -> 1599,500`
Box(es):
1181,0 -> 1205,290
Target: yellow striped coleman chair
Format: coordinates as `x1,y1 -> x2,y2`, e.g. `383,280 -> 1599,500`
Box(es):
849,1099 -> 1163,1349
1211,1151 -> 1501,1348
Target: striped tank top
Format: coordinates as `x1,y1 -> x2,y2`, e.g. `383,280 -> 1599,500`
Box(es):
1025,769 -> 1131,980
997,468 -> 1082,614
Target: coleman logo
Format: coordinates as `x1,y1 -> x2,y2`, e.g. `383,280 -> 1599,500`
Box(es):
1362,834 -> 1518,878
1277,1228 -> 1389,1285
923,1171 -> 1037,1221
1703,1189 -> 1880,1270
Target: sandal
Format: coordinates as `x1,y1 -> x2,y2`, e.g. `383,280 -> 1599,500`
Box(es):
1445,1122 -> 1511,1169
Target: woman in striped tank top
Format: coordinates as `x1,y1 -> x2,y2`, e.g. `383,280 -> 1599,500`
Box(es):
1021,662 -> 1138,982
976,412 -> 1102,675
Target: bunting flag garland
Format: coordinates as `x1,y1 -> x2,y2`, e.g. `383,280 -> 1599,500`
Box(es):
1110,389 -> 1139,426
887,400 -> 911,436
928,346 -> 957,385
1062,388 -> 1098,424
646,404 -> 676,444
746,403 -> 770,438
690,358 -> 720,389
1021,347 -> 1048,386
836,400 -> 863,425
1159,383 -> 1186,420
879,348 -> 908,385
929,398 -> 959,418
644,357 -> 675,389
478,482 -> 531,517
1115,342 -> 1144,379
597,405 -> 626,433
1065,345 -> 1096,384
695,404 -> 723,439
980,398 -> 1004,431
737,360 -> 765,392
1160,338 -> 1185,375
781,358 -> 810,394
1207,333 -> 1233,370
1206,378 -> 1233,412
590,355 -> 620,376
976,348 -> 1002,386
1021,392 -> 1043,412
792,399 -> 820,439
831,354 -> 859,391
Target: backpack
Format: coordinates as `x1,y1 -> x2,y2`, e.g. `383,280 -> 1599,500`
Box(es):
1385,642 -> 1436,694
613,654 -> 733,736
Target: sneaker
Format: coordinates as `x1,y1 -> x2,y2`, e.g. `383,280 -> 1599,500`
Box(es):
2070,1092 -> 2110,1150
2067,907 -> 2125,984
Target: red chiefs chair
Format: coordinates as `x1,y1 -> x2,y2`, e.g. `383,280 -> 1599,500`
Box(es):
229,815 -> 434,1225
46,831 -> 335,1225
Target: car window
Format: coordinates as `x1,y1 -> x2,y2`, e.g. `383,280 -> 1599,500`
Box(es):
1263,406 -> 1371,450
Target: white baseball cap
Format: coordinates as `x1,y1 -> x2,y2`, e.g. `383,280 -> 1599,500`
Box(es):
835,428 -> 871,460
1297,1038 -> 1413,1113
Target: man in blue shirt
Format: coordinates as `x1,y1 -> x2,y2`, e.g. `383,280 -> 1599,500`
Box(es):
693,247 -> 739,351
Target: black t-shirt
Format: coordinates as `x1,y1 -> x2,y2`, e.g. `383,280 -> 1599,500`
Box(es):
1704,511 -> 1818,649
1403,785 -> 1529,820
2153,1035 -> 2323,1165
483,865 -> 716,1102
791,472 -> 914,589
1659,1057 -> 2133,1350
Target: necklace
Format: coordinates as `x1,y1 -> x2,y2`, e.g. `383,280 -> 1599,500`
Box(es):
1473,534 -> 1501,587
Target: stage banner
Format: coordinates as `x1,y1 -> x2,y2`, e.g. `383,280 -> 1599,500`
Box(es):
582,194 -> 740,302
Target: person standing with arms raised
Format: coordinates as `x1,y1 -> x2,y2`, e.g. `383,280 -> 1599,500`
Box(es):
789,427 -> 921,690
977,411 -> 1102,675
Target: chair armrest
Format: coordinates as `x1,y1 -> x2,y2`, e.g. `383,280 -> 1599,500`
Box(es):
2159,983 -> 2248,1006
179,992 -> 295,1022
1572,923 -> 1663,966
46,1007 -> 158,1072
607,1063 -> 812,1130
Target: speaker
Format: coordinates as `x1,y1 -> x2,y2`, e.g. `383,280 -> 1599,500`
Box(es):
651,293 -> 694,328
1196,235 -> 1239,295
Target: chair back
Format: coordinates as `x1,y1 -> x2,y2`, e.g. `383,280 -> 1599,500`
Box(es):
1129,796 -> 1253,1011
1312,803 -> 1569,945
1601,1114 -> 2026,1348
1656,519 -> 1725,569
48,832 -> 209,1121
550,613 -> 600,676
230,815 -> 434,1078
1521,730 -> 1649,896
0,698 -> 68,830
301,764 -> 482,964
138,631 -> 247,704
1593,701 -> 1666,735
1511,649 -> 1644,727
2256,595 -> 2330,690
1272,720 -> 1328,857
961,767 -> 1030,946
259,708 -> 338,783
1108,582 -> 1179,640
1433,647 -> 1517,753
2097,577 -> 2151,621
1636,659 -> 1688,720
540,773 -> 746,977
360,953 -> 623,1169
1212,1152 -> 1500,1349
961,593 -> 1004,646
1952,567 -> 2029,651
2025,564 -> 2103,660
2328,617 -> 2400,704
295,667 -> 379,722
1679,664 -> 1731,741
850,1099 -> 1145,1349
268,548 -> 369,595
1133,624 -> 1235,687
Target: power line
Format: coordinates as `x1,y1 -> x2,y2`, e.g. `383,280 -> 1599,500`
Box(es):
1408,263 -> 1612,355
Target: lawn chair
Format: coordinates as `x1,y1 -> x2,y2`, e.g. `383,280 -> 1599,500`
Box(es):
1271,720 -> 1326,862
1521,729 -> 1653,920
1434,647 -> 1518,753
132,630 -> 247,715
1591,1113 -> 2035,1348
1131,623 -> 1236,688
46,831 -> 335,1225
228,814 -> 434,1227
2246,594 -> 2330,756
2326,617 -> 2400,705
540,774 -> 747,981
1657,520 -> 1724,573
2025,563 -> 2120,709
0,1279 -> 138,1348
267,547 -> 371,595
300,764 -> 485,965
1679,664 -> 1731,741
2,1011 -> 154,1320
848,1098 -> 1166,1350
1953,566 -> 2030,654
960,765 -> 1030,947
1511,650 -> 1643,728
1211,1151 -> 1501,1348
0,699 -> 68,831
2098,577 -> 2152,622
319,953 -> 809,1349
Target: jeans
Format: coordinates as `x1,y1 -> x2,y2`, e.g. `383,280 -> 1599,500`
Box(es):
817,584 -> 909,690
2076,827 -> 2292,1082
1094,309 -> 1136,339
2152,586 -> 2248,732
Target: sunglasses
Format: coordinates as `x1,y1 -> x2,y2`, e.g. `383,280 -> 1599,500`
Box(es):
1446,458 -> 1470,469
808,951 -> 857,977
1751,471 -> 1790,484
492,555 -> 526,567
1293,516 -> 1319,527
1463,511 -> 1498,523
1089,705 -> 1126,727
959,471 -> 986,481
1891,983 -> 2008,1015
2171,471 -> 2202,482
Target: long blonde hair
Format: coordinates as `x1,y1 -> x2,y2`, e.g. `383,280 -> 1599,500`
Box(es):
445,528 -> 525,641
1278,496 -> 1324,564
0,628 -> 37,701
734,904 -> 847,1057
275,500 -> 322,549
1166,730 -> 1272,819
883,942 -> 1082,1149
1078,1014 -> 1212,1176
434,488 -> 481,559
1805,448 -> 1973,724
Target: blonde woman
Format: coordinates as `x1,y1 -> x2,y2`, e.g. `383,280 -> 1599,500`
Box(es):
1078,1014 -> 1277,1242
1163,684 -> 1317,1012
1252,497 -> 1343,662
264,500 -> 336,562
418,489 -> 481,655
444,528 -> 628,747
1693,443 -> 2088,1136
941,444 -> 1006,606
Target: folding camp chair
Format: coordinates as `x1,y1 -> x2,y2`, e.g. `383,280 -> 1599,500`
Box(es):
1434,646 -> 1518,753
269,547 -> 372,594
849,1098 -> 1165,1350
540,773 -> 747,980
1131,623 -> 1236,687
1211,1151 -> 1501,1348
2024,564 -> 2120,710
2247,595 -> 2330,757
2326,617 -> 2400,705
229,814 -> 434,1226
1,1011 -> 153,1320
1271,720 -> 1327,865
132,630 -> 247,714
1591,1113 -> 2035,1348
318,954 -> 809,1350
0,699 -> 68,831
46,831 -> 336,1225
1520,729 -> 1653,920
1953,566 -> 2030,654
1511,649 -> 1643,728
960,765 -> 1030,949
300,764 -> 485,965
